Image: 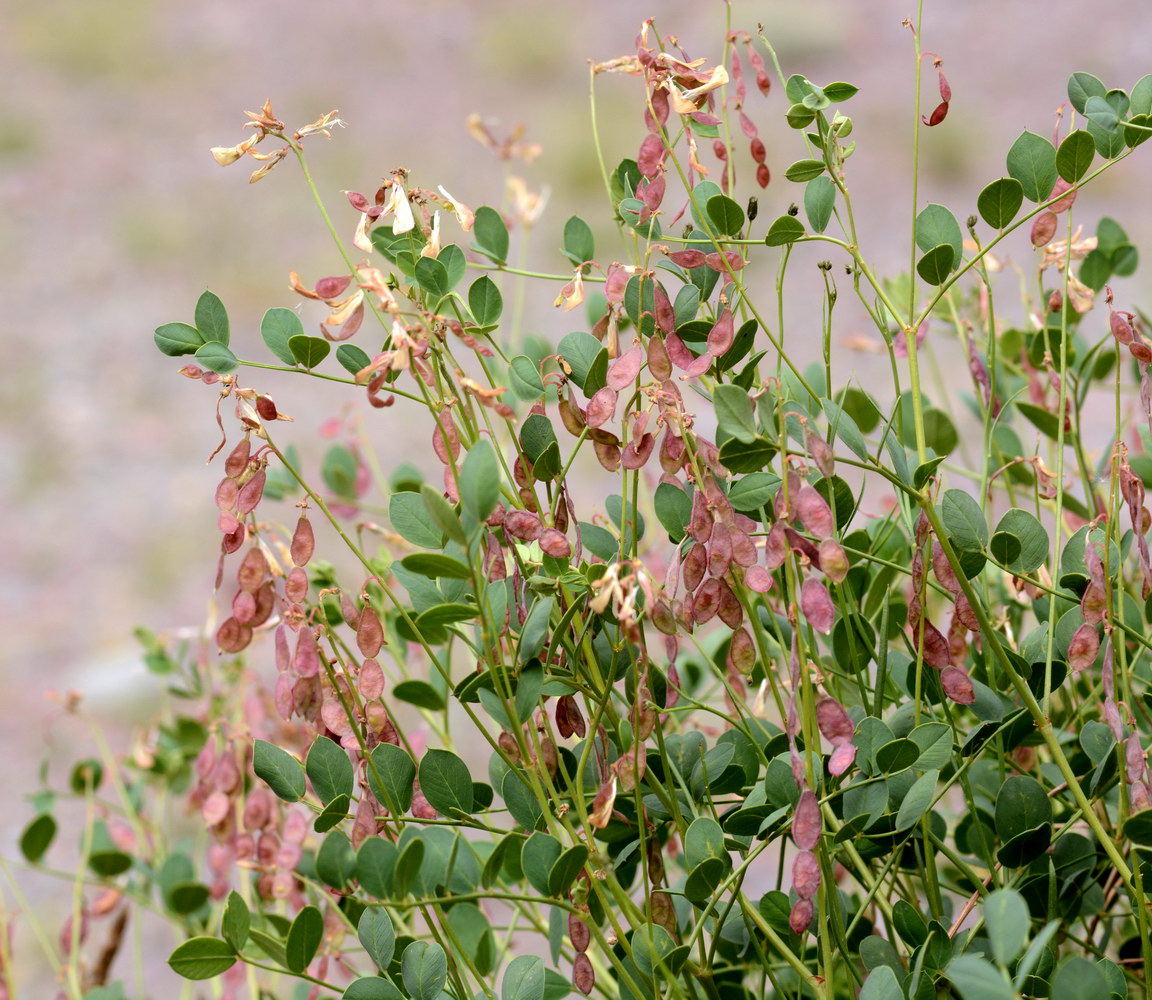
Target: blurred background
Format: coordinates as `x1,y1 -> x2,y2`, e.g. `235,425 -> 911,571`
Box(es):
2,0 -> 1150,991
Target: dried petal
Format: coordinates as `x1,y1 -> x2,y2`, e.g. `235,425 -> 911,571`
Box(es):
589,775 -> 618,828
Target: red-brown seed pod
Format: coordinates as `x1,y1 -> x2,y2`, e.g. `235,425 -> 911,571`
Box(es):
568,912 -> 590,954
622,434 -> 656,470
216,617 -> 253,653
359,658 -> 385,700
232,589 -> 257,624
727,626 -> 756,675
829,743 -> 857,776
755,163 -> 770,188
290,515 -> 314,567
693,578 -> 721,624
504,510 -> 544,542
237,547 -> 268,593
539,527 -> 572,559
817,539 -> 850,584
215,477 -> 239,512
236,468 -> 266,515
1030,211 -> 1057,247
284,566 -> 309,604
558,395 -> 587,436
224,437 -> 251,479
637,133 -> 664,178
1068,623 -> 1100,673
800,578 -> 834,634
357,606 -> 384,658
941,665 -> 976,704
792,850 -> 821,899
816,696 -> 854,746
432,415 -> 461,465
919,620 -> 952,669
573,953 -> 595,996
745,565 -> 772,592
294,627 -> 320,678
682,543 -> 708,593
750,137 -> 767,164
709,527 -> 734,578
256,395 -> 278,421
586,386 -> 618,428
1112,309 -> 1135,345
704,251 -> 748,274
593,439 -> 621,472
1047,177 -> 1077,214
792,790 -> 821,849
795,485 -> 834,538
667,249 -> 708,269
221,524 -> 247,555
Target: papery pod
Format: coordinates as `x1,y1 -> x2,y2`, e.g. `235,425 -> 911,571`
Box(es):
682,543 -> 707,592
621,434 -> 655,469
817,538 -> 849,583
651,599 -> 677,635
215,477 -> 239,511
608,345 -> 644,391
359,658 -> 385,700
224,437 -> 251,479
586,386 -> 618,428
593,438 -> 621,471
558,394 -> 587,436
504,510 -> 544,541
805,426 -> 834,479
708,524 -> 734,577
294,626 -> 320,678
829,744 -> 857,776
232,589 -> 256,624
795,485 -> 834,538
556,695 -> 587,739
237,547 -> 268,593
731,525 -> 757,567
745,564 -> 772,592
290,514 -> 315,566
648,335 -> 673,382
236,468 -> 266,515
356,605 -> 384,657
1125,733 -> 1146,784
1068,623 -> 1100,673
693,578 -> 721,624
792,789 -> 821,850
588,775 -> 617,828
220,521 -> 245,554
727,626 -> 756,674
789,897 -> 814,934
931,541 -> 960,593
792,850 -> 821,899
800,578 -> 835,634
573,953 -> 595,996
284,567 -> 309,604
764,521 -> 788,570
539,527 -> 572,558
568,911 -> 590,953
216,617 -> 252,653
916,619 -> 951,670
941,665 -> 975,704
431,414 -> 461,465
716,580 -> 744,628
953,592 -> 981,632
815,696 -> 853,746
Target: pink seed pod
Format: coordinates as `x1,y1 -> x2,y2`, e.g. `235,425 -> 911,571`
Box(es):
829,743 -> 857,777
918,620 -> 951,669
745,564 -> 773,592
707,310 -> 735,357
539,527 -> 572,559
250,581 -> 275,628
236,468 -> 266,515
568,912 -> 591,954
1081,580 -> 1106,626
931,541 -> 960,593
1048,177 -> 1077,214
795,485 -> 834,538
651,599 -> 677,635
215,477 -> 239,511
223,523 -> 246,554
750,137 -> 767,164
652,282 -> 676,335
1068,623 -> 1100,673
586,386 -> 619,428
817,539 -> 849,584
1111,308 -> 1135,345
765,521 -> 788,570
659,427 -> 686,473
800,578 -> 835,634
640,174 -> 666,213
708,525 -> 734,578
274,673 -> 295,720
285,566 -> 309,604
792,850 -> 821,899
294,627 -> 320,678
232,588 -> 257,624
717,580 -> 744,628
683,543 -> 708,592
789,898 -> 814,935
941,665 -> 976,704
608,346 -> 644,391
574,953 -> 595,996
816,696 -> 854,746
237,547 -> 268,593
792,789 -> 821,849
593,438 -> 622,472
664,331 -> 696,371
727,626 -> 756,674
668,250 -> 708,269
315,275 -> 351,299
806,428 -> 835,479
637,133 -> 664,178
558,395 -> 586,436
224,438 -> 251,478
357,606 -> 384,658
622,434 -> 656,470
705,251 -> 748,273
1031,211 -> 1058,247
359,658 -> 385,700
755,163 -> 770,188
290,515 -> 315,567
694,579 -> 721,624
1130,341 -> 1152,364
647,335 -> 673,382
216,617 -> 252,653
432,416 -> 461,465
504,510 -> 544,542
953,593 -> 981,632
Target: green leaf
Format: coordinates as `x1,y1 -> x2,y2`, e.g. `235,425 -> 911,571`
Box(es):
316,830 -> 357,890
518,595 -> 554,663
288,335 -> 331,369
995,774 -> 1052,842
1132,73 -> 1152,117
706,194 -> 745,236
654,482 -> 691,541
1068,72 -> 1106,114
461,440 -> 500,523
1083,95 -> 1120,132
977,177 -> 1025,229
984,889 -> 1029,966
727,472 -> 781,511
993,509 -> 1048,574
1015,401 -> 1066,441
784,158 -> 826,182
343,977 -> 404,1000
473,206 -> 509,263
195,341 -> 239,375
947,954 -> 1017,1000
823,81 -> 859,101
421,483 -> 467,545
167,937 -> 237,980
314,794 -> 350,832
562,215 -> 595,265
154,321 -> 205,357
916,244 -> 955,285
19,813 -> 56,863
285,906 -> 323,974
357,838 -> 397,900
438,244 -> 466,290
401,552 -> 471,580
260,308 -> 304,365
220,891 -> 250,951
558,331 -> 609,393
1050,955 -> 1109,1000
419,748 -> 473,817
502,770 -> 543,830
915,204 -> 963,262
548,845 -> 589,897
322,443 -> 358,499
306,736 -> 354,805
469,275 -> 503,326
895,769 -> 939,831
402,940 -> 449,1000
415,256 -> 449,299
514,662 -> 544,724
765,215 -> 806,246
253,740 -> 305,802
509,356 -> 545,400
368,743 -> 416,814
714,384 -> 757,444
392,679 -> 447,711
522,832 -> 562,895
337,343 -> 372,376
390,491 -> 444,549
358,907 -> 397,970
859,966 -> 903,1000
503,955 -> 546,1000
684,817 -> 727,870
1006,130 -> 1058,203
1123,809 -> 1152,845
194,290 -> 229,345
942,489 -> 989,550
804,176 -> 836,233
1056,129 -> 1095,183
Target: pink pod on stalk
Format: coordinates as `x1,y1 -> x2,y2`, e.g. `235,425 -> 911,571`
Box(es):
1067,623 -> 1100,673
816,696 -> 854,746
941,665 -> 976,704
792,789 -> 821,850
795,485 -> 834,538
800,578 -> 835,634
792,850 -> 821,899
586,386 -> 618,428
290,515 -> 315,567
607,346 -> 644,391
789,898 -> 814,935
539,527 -> 572,559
